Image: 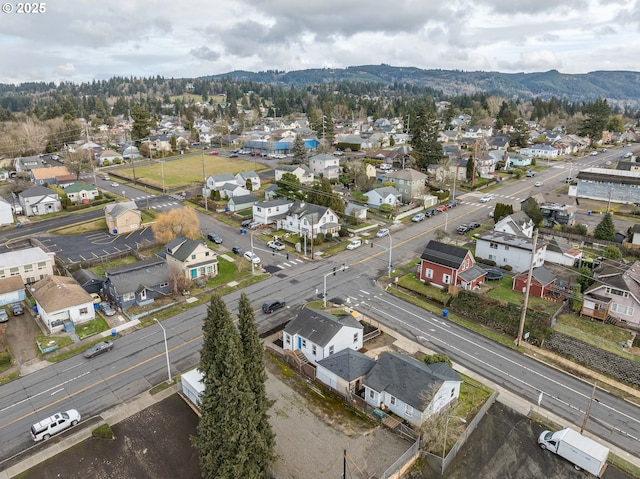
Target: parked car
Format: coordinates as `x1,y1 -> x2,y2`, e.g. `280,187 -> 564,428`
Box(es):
110,182 -> 120,187
467,222 -> 481,230
267,240 -> 285,251
207,150 -> 219,155
83,340 -> 114,359
31,409 -> 81,442
90,293 -> 101,304
207,233 -> 223,244
479,194 -> 492,203
232,246 -> 245,255
425,208 -> 438,217
411,213 -> 426,222
456,224 -> 470,234
346,239 -> 362,250
590,151 -> 599,156
376,228 -> 390,237
229,153 -> 239,158
240,219 -> 253,227
102,175 -> 110,181
0,309 -> 8,323
436,204 -> 450,212
243,251 -> 261,264
249,151 -> 261,157
526,170 -> 535,177
9,303 -> 24,315
534,181 -> 543,187
99,302 -> 116,317
262,300 -> 286,314
446,200 -> 458,208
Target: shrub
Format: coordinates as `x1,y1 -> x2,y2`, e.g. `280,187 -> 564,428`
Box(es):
102,159 -> 111,167
502,265 -> 512,271
379,203 -> 393,214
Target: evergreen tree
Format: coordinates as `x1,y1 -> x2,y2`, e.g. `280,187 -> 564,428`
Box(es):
131,103 -> 150,144
466,156 -> 475,182
291,134 -> 307,165
509,118 -> 530,148
275,172 -> 304,200
579,99 -> 610,145
409,104 -> 443,170
237,293 -> 276,478
194,294 -> 253,479
493,203 -> 514,223
593,212 -> 615,241
576,266 -> 595,293
522,198 -> 544,226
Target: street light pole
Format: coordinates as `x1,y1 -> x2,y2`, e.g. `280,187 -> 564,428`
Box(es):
250,232 -> 255,274
442,416 -> 466,475
153,318 -> 172,384
444,212 -> 448,232
388,234 -> 393,278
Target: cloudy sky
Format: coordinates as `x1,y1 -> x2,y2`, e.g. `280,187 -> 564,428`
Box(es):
1,0 -> 640,84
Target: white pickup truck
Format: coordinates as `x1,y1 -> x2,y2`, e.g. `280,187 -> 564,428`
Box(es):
267,240 -> 285,251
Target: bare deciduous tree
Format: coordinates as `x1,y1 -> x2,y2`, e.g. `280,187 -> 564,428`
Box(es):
151,206 -> 200,244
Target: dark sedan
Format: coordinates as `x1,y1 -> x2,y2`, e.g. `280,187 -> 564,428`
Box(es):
83,340 -> 114,358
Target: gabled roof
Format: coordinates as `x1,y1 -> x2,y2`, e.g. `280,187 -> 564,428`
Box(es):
476,230 -> 544,251
458,265 -> 486,283
165,236 -> 210,262
0,276 -> 26,294
515,266 -> 556,286
209,173 -> 236,182
236,170 -> 259,179
316,348 -> 376,382
105,258 -> 170,294
284,307 -> 363,347
383,168 -> 427,181
104,201 -> 140,218
31,275 -> 93,312
288,201 -> 331,223
420,240 -> 469,269
72,269 -> 103,288
365,353 -> 462,410
229,194 -> 258,204
31,166 -> 71,180
64,182 -> 98,193
367,186 -> 401,198
276,164 -> 313,174
19,186 -> 58,198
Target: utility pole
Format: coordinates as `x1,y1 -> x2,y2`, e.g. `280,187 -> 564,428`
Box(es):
517,229 -> 539,347
202,150 -> 207,212
580,383 -> 598,434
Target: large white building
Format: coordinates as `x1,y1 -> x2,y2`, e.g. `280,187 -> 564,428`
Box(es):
0,247 -> 55,284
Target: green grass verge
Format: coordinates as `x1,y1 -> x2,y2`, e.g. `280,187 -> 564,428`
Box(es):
0,371 -> 19,385
92,423 -> 115,440
75,316 -> 110,340
486,276 -> 559,314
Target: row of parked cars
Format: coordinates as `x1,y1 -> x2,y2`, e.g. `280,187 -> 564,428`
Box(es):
0,303 -> 24,322
411,200 -> 459,223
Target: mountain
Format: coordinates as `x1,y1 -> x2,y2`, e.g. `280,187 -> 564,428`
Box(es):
202,65 -> 640,104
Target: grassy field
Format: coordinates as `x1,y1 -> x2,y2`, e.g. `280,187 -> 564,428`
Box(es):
485,276 -> 560,314
116,155 -> 269,189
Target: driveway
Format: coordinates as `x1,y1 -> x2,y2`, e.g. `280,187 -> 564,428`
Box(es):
3,306 -> 39,373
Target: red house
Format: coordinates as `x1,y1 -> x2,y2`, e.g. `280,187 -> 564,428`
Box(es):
512,266 -> 556,298
417,240 -> 486,290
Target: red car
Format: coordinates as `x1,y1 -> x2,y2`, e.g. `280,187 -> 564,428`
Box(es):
207,150 -> 219,156
436,204 -> 450,212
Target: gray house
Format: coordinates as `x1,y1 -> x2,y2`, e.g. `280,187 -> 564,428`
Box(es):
18,186 -> 62,217
316,348 -> 376,396
227,194 -> 258,212
103,258 -> 171,310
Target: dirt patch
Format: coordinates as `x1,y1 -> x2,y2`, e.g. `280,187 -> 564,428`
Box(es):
4,308 -> 39,369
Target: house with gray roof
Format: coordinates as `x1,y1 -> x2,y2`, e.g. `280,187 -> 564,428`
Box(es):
103,258 -> 171,310
72,268 -> 104,294
252,198 -> 294,226
227,194 -> 258,212
544,238 -> 583,267
417,240 -> 486,290
363,186 -> 402,208
104,201 -> 141,235
316,348 -> 376,396
235,171 -> 261,191
363,352 -> 463,427
283,307 -> 363,366
475,230 -> 546,273
493,212 -> 534,238
164,236 -> 218,282
18,186 -> 62,217
380,168 -> 428,202
513,266 -> 557,298
274,164 -> 314,184
278,201 -> 341,238
309,153 -> 340,179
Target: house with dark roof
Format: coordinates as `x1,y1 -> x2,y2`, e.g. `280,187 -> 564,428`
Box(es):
18,186 -> 62,217
363,352 -> 463,427
278,201 -> 341,238
227,194 -> 258,212
316,348 -> 376,396
31,275 -> 95,333
417,240 -> 486,290
581,260 -> 640,326
72,268 -> 104,294
363,186 -> 402,208
282,307 -> 363,365
164,236 -> 218,281
475,231 -> 546,273
103,258 -> 171,310
104,201 -> 141,235
380,168 -> 428,202
512,266 -> 557,298
63,182 -> 100,204
252,198 -> 294,226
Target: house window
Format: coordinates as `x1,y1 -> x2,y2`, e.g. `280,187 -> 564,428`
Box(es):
405,404 -> 413,417
285,334 -> 291,345
38,262 -> 47,270
451,388 -> 455,397
205,251 -> 210,256
191,254 -> 196,260
504,246 -> 510,251
488,255 -> 496,261
353,332 -> 358,343
490,242 -> 498,249
24,264 -> 33,272
312,345 -> 317,356
79,307 -> 89,315
606,287 -> 628,298
9,267 -> 19,276
302,339 -> 306,348
123,292 -> 135,301
160,282 -> 169,288
425,268 -> 433,279
0,270 -> 4,278
390,396 -> 396,406
329,345 -> 334,355
442,273 -> 451,284
140,290 -> 147,300
369,389 -> 375,399
206,266 -> 213,274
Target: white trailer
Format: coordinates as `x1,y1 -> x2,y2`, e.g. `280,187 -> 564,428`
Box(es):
180,369 -> 204,410
538,428 -> 609,477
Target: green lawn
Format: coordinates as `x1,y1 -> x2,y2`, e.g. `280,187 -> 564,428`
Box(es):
485,276 -> 559,314
75,316 -> 110,340
116,156 -> 269,189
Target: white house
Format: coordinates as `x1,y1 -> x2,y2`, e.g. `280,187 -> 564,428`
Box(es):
235,171 -> 261,191
206,173 -> 237,192
282,307 -> 363,366
31,275 -> 95,334
493,212 -> 534,238
545,238 -> 583,267
363,186 -> 402,208
0,197 -> 14,226
475,230 -> 546,273
309,153 -> 340,179
519,144 -> 560,158
18,186 -> 62,217
252,198 -> 294,226
278,201 -> 341,238
363,353 -> 463,427
275,164 -> 314,184
0,246 -> 55,284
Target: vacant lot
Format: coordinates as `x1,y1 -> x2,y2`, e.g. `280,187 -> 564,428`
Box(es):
116,155 -> 269,189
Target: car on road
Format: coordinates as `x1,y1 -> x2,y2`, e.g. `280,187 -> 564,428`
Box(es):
207,150 -> 219,155
446,200 -> 458,208
207,232 -> 223,244
83,340 -> 114,359
425,208 -> 438,217
346,239 -> 362,250
526,170 -> 535,177
0,309 -> 8,323
232,246 -> 245,255
9,303 -> 24,315
467,222 -> 481,230
31,409 -> 81,442
110,182 -> 120,187
99,302 -> 116,317
267,240 -> 285,251
456,224 -> 470,234
243,251 -> 261,264
229,153 -> 239,158
534,181 -> 543,187
621,152 -> 632,158
376,228 -> 390,237
605,160 -> 612,166
436,204 -> 450,212
411,213 -> 426,222
103,175 -> 110,181
590,151 -> 598,156
479,194 -> 492,203
262,300 -> 286,314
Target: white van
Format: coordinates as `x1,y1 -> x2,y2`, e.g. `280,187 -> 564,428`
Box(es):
31,409 -> 81,441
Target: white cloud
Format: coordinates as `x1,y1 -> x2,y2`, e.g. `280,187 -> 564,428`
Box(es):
0,0 -> 639,83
